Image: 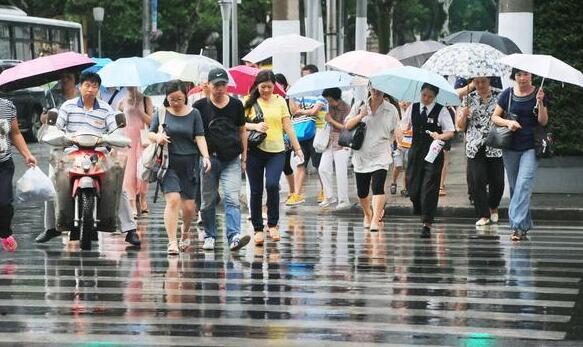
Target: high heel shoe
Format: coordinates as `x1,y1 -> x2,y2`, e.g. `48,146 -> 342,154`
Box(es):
254,231 -> 264,246
268,226 -> 280,241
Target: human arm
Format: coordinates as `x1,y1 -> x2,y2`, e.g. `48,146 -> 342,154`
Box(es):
148,108 -> 171,144
456,105 -> 470,132
536,88 -> 549,126
195,135 -> 212,173
325,110 -> 344,130
344,102 -> 367,130
10,118 -> 36,167
427,107 -> 455,141
282,116 -> 304,161
143,96 -> 153,126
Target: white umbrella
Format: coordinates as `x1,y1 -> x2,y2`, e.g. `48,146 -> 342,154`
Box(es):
159,55 -> 235,85
242,34 -> 323,64
326,50 -> 403,78
499,54 -> 583,88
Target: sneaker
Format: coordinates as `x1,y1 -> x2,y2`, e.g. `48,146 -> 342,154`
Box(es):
202,237 -> 215,250
317,190 -> 325,203
319,197 -> 337,208
335,202 -> 352,210
400,189 -> 409,197
285,194 -> 305,206
490,212 -> 499,224
390,183 -> 397,195
1,236 -> 17,252
420,226 -> 431,239
196,212 -> 203,225
475,218 -> 492,227
229,234 -> 251,251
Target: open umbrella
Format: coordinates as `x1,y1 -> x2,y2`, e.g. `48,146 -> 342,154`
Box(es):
98,57 -> 172,87
227,65 -> 285,96
146,51 -> 185,64
242,34 -> 323,64
422,43 -> 510,79
83,58 -> 113,73
443,30 -> 522,55
326,50 -> 403,78
159,54 -> 235,85
0,52 -> 95,92
388,40 -> 446,67
286,71 -> 354,97
370,66 -> 461,106
499,54 -> 583,88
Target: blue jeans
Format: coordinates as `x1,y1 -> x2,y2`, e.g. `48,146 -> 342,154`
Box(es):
246,149 -> 285,231
502,149 -> 538,232
200,156 -> 242,242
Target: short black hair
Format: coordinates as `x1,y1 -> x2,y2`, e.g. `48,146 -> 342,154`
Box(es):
302,64 -> 319,74
510,67 -> 530,80
79,72 -> 101,86
421,83 -> 439,96
322,87 -> 342,100
163,80 -> 189,107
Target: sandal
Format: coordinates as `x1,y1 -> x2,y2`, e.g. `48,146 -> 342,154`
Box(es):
390,183 -> 397,195
439,187 -> 447,196
268,226 -> 280,241
1,236 -> 17,252
511,230 -> 521,241
167,240 -> 179,255
254,231 -> 264,246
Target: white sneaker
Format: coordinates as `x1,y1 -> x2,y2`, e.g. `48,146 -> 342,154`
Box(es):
490,212 -> 499,223
319,197 -> 337,208
196,212 -> 203,225
335,202 -> 352,210
229,234 -> 251,251
202,238 -> 215,250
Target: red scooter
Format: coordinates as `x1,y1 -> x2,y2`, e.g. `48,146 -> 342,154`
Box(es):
42,111 -> 131,250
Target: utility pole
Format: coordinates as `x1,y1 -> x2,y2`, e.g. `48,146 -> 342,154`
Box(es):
232,0 -> 238,65
142,0 -> 151,56
337,0 -> 345,55
498,0 -> 533,53
355,0 -> 367,51
273,0 -> 301,83
326,0 -> 337,60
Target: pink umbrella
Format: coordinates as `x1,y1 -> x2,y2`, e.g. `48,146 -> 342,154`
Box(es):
325,50 -> 403,78
227,65 -> 286,96
0,52 -> 95,91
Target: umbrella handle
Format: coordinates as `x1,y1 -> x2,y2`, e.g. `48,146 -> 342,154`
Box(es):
536,77 -> 546,108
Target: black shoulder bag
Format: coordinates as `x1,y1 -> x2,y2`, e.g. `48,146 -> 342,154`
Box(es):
338,120 -> 367,150
247,103 -> 267,149
533,90 -> 554,158
485,89 -> 517,150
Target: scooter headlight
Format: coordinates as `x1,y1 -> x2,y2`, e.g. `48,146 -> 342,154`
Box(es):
72,134 -> 100,147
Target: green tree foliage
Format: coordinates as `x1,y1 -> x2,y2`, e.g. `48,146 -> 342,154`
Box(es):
534,0 -> 583,155
448,0 -> 497,33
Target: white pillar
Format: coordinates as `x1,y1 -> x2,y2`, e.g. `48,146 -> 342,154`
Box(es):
355,0 -> 367,51
498,0 -> 533,53
273,0 -> 301,83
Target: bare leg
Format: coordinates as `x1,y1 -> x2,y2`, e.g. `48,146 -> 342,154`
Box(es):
164,193 -> 182,243
181,199 -> 195,241
129,198 -> 137,216
359,196 -> 372,225
440,150 -> 449,191
371,194 -> 386,224
285,174 -> 295,197
294,166 -> 306,196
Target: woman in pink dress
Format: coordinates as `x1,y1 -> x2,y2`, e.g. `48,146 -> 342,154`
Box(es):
119,87 -> 153,218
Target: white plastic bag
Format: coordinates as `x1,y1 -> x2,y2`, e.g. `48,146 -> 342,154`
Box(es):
15,166 -> 56,203
313,123 -> 331,153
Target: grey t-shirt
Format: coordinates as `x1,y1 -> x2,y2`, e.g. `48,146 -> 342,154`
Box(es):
0,98 -> 16,163
150,107 -> 205,155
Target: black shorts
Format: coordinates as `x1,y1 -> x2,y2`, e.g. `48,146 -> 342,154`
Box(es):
161,154 -> 200,200
355,169 -> 387,199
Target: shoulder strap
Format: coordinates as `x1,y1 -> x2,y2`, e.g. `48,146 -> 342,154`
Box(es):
143,96 -> 147,113
157,107 -> 166,133
253,102 -> 264,122
508,88 -> 512,112
107,89 -> 119,105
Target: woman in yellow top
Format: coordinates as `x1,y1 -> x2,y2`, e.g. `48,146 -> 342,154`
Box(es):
244,70 -> 303,246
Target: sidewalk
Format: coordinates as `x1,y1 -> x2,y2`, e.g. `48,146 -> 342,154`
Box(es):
285,140 -> 583,221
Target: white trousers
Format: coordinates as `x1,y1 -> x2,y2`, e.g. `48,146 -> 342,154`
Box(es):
318,147 -> 350,204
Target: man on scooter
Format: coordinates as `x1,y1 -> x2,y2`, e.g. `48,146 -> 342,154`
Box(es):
35,72 -> 141,247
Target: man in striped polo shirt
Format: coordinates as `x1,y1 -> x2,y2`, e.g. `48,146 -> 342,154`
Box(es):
35,72 -> 141,247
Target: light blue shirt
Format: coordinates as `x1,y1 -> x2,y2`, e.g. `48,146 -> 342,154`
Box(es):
56,97 -> 116,135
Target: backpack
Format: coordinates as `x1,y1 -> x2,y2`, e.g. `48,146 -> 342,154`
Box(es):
205,98 -> 243,161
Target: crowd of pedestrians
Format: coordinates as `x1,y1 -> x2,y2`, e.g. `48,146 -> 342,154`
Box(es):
0,63 -> 551,253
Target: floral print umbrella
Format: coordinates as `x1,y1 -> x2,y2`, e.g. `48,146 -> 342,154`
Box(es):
421,43 -> 511,79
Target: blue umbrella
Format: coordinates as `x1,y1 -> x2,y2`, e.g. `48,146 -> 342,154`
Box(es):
287,71 -> 354,97
98,57 -> 171,87
83,58 -> 112,73
370,66 -> 460,106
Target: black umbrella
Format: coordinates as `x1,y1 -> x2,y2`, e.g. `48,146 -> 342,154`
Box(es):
443,31 -> 522,55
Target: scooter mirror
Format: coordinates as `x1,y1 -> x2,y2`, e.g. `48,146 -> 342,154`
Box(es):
114,112 -> 127,129
46,108 -> 58,125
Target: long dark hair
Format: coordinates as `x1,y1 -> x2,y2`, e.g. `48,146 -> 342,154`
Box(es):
244,70 -> 277,110
163,80 -> 188,107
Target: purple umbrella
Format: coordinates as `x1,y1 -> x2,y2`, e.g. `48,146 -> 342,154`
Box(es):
0,52 -> 95,92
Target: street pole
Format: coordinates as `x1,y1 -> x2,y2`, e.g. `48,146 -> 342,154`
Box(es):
338,0 -> 345,55
231,0 -> 238,65
355,0 -> 367,51
498,0 -> 533,53
273,0 -> 301,83
92,7 -> 104,58
219,0 -> 232,67
326,0 -> 337,60
142,0 -> 151,57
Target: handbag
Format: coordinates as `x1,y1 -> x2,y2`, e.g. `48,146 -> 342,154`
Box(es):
139,96 -> 151,147
247,103 -> 267,149
338,121 -> 367,150
139,107 -> 168,183
485,90 -> 516,150
292,116 -> 316,142
313,123 -> 331,153
534,125 -> 554,158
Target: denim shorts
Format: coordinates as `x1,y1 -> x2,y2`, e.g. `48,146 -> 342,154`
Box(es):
161,153 -> 200,200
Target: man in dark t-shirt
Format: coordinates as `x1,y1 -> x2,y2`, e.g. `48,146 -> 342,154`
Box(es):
193,68 -> 249,252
